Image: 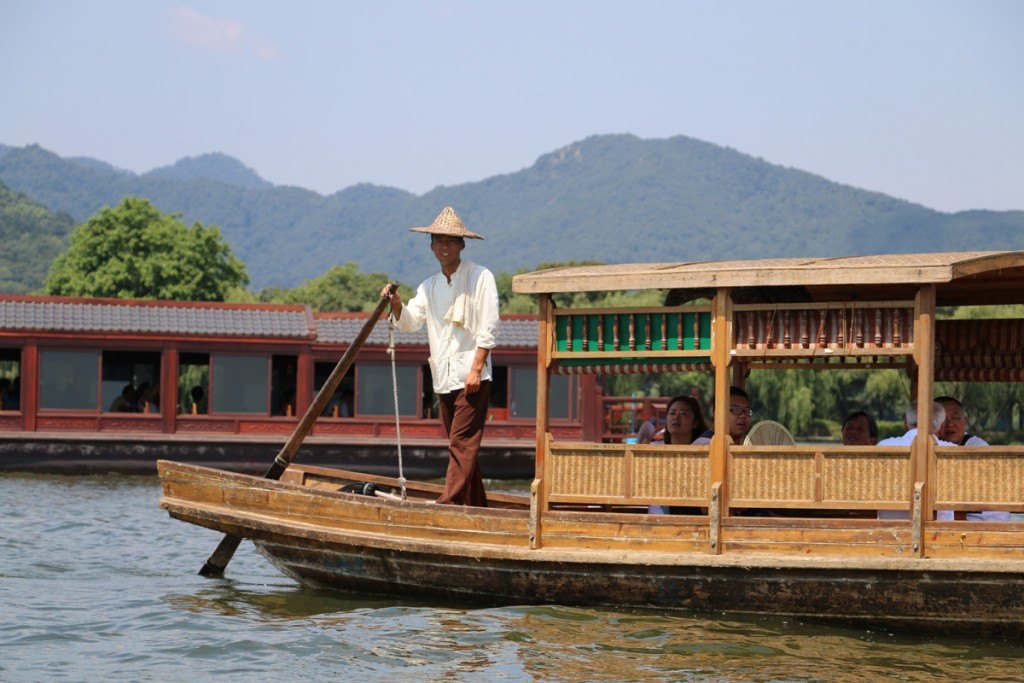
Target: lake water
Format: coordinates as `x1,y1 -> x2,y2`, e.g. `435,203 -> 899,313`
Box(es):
2,473 -> 1023,682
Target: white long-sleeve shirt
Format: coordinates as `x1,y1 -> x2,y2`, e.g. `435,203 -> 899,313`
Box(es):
394,260 -> 500,394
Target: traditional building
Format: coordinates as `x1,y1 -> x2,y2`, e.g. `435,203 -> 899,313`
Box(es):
0,294 -> 596,474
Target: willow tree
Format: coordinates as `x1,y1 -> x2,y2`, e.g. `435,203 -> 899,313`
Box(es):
45,197 -> 248,301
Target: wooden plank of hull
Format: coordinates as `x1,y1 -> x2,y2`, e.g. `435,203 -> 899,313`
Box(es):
161,500 -> 1024,635
158,460 -> 1024,634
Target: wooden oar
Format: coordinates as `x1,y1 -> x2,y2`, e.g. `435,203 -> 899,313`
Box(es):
198,282 -> 399,577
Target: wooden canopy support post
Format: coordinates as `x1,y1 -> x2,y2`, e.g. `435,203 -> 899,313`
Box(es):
913,284 -> 936,553
732,362 -> 747,390
530,294 -> 554,550
709,289 -> 732,551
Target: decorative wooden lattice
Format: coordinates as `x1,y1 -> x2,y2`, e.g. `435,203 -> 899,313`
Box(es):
733,303 -> 914,355
935,319 -> 1024,382
551,307 -> 712,374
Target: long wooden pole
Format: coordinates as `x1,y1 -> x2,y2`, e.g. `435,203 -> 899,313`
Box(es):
198,283 -> 399,577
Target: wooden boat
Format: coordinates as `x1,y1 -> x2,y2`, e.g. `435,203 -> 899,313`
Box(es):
160,251 -> 1024,634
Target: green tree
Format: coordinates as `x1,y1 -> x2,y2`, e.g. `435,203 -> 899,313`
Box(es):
258,261 -> 408,312
45,197 -> 248,301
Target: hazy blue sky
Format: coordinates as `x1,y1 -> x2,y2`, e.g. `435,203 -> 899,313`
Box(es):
2,1 -> 1021,212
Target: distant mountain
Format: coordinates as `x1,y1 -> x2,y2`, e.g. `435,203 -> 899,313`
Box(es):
66,156 -> 132,175
1,136 -> 1022,291
0,180 -> 75,294
144,152 -> 272,190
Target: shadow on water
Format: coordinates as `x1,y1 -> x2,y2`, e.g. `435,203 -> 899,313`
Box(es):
164,583 -> 451,620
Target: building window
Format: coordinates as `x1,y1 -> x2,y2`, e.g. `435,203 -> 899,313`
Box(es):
421,364 -> 437,419
212,354 -> 268,414
39,350 -> 99,410
270,355 -> 297,417
0,347 -> 21,411
314,362 -> 354,418
489,365 -> 509,420
357,364 -> 418,416
178,353 -> 209,415
102,351 -> 161,413
510,367 -> 574,420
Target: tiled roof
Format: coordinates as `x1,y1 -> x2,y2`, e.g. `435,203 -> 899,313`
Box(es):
313,315 -> 538,348
0,296 -> 538,347
0,298 -> 314,338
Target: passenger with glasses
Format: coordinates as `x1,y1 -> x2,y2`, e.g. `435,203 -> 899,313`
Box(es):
935,396 -> 987,447
934,396 -> 1007,521
692,386 -> 754,445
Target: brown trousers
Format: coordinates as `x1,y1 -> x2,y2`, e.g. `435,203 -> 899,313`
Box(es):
435,380 -> 490,507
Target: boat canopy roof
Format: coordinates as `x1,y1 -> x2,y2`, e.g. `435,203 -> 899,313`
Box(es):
512,251 -> 1024,305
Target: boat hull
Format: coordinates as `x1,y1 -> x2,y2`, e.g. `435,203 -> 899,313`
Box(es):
159,461 -> 1024,635
252,537 -> 1024,634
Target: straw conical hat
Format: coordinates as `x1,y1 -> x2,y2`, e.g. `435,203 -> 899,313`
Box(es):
410,206 -> 484,240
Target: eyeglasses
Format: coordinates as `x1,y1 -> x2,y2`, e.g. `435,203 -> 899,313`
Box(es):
729,407 -> 754,417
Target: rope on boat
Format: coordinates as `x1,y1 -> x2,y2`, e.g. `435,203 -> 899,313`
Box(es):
387,315 -> 407,501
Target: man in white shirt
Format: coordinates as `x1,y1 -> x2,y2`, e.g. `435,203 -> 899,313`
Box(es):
877,400 -> 955,519
877,400 -> 956,447
936,396 -> 988,446
382,207 -> 500,506
935,396 -> 1007,521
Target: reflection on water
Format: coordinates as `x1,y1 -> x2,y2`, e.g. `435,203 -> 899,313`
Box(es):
3,473 -> 1023,682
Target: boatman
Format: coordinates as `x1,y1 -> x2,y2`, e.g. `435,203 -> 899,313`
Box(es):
382,207 -> 500,507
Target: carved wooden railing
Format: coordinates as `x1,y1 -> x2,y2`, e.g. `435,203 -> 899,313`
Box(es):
551,306 -> 712,374
732,301 -> 915,360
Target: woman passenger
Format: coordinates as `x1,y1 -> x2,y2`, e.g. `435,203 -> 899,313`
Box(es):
659,395 -> 709,445
649,395 -> 709,515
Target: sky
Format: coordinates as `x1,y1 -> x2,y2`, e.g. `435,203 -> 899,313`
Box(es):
1,0 -> 1022,213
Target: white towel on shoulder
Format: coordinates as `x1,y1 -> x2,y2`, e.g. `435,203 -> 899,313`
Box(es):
443,261 -> 474,329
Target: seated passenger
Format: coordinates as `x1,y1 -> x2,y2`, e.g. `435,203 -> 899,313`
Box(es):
877,401 -> 955,447
841,410 -> 878,446
109,384 -> 139,413
878,401 -> 954,520
189,385 -> 207,415
137,381 -> 160,413
692,386 -> 752,445
649,395 -> 709,515
0,378 -> 10,411
4,376 -> 19,411
657,395 -> 709,445
934,396 -> 1008,522
936,396 -> 987,446
637,419 -> 658,444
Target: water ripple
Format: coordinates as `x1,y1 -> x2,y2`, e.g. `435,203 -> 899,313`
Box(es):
2,473 -> 1023,682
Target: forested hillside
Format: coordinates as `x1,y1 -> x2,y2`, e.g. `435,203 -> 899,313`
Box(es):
0,180 -> 74,294
2,135 -> 1022,290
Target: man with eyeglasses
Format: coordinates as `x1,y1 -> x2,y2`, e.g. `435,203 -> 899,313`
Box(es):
692,386 -> 753,445
934,396 -> 1007,521
936,396 -> 988,447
